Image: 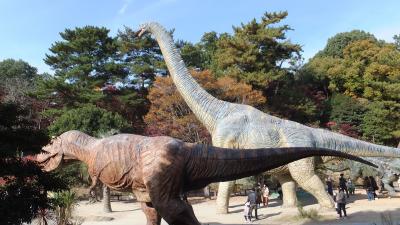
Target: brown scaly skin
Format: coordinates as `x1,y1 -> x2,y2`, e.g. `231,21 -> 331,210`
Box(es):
36,130 -> 375,225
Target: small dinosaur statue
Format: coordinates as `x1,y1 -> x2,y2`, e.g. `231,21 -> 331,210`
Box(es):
323,157 -> 400,196
135,22 -> 400,211
36,130 -> 374,225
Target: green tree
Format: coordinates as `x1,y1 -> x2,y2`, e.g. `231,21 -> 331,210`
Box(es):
316,30 -> 377,58
394,34 -> 400,50
303,31 -> 400,145
198,31 -> 220,69
329,94 -> 366,125
117,26 -> 166,88
36,26 -> 149,132
48,104 -> 129,137
177,40 -> 203,69
362,101 -> 400,145
213,11 -> 302,92
177,31 -> 221,70
0,58 -> 38,81
0,102 -> 48,156
37,26 -> 124,109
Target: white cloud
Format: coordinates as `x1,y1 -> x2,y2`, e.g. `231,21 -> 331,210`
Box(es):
118,0 -> 133,15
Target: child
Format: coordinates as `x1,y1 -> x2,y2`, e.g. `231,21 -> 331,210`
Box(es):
333,190 -> 339,215
337,187 -> 347,218
244,201 -> 251,223
347,178 -> 355,195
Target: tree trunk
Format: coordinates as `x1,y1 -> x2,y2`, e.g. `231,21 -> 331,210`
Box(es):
102,184 -> 112,213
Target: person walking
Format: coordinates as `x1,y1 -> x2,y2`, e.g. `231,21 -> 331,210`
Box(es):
347,178 -> 355,195
339,174 -> 349,198
247,188 -> 258,220
364,176 -> 374,201
262,184 -> 269,207
256,184 -> 262,208
336,187 -> 348,218
243,201 -> 251,223
369,176 -> 378,199
326,176 -> 333,196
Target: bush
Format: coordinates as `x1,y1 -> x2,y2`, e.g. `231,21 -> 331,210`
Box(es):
0,158 -> 68,225
52,190 -> 79,225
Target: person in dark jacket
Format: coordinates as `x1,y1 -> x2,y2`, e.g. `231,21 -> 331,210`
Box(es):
369,176 -> 378,199
247,188 -> 258,220
336,187 -> 347,218
364,176 -> 374,201
326,176 -> 333,196
339,174 -> 349,198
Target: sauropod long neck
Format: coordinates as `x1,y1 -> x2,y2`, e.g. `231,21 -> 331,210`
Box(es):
147,22 -> 231,133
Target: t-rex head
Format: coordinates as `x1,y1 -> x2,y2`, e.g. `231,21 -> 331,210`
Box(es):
36,136 -> 64,172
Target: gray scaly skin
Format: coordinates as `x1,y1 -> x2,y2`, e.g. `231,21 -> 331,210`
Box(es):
136,22 -> 400,212
35,130 -> 375,225
324,157 -> 400,196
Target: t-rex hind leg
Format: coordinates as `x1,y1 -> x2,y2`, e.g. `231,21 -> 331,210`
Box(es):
152,197 -> 201,225
88,176 -> 99,203
140,202 -> 161,225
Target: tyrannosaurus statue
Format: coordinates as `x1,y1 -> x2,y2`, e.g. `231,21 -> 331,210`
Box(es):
36,130 -> 375,225
135,22 -> 400,212
323,157 -> 400,196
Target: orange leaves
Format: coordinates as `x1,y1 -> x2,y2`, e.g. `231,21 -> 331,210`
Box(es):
144,70 -> 266,143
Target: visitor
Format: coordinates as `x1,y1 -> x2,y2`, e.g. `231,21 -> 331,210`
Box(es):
326,176 -> 333,196
277,183 -> 283,200
262,184 -> 269,207
347,178 -> 355,195
339,173 -> 349,198
333,189 -> 338,214
364,176 -> 374,201
336,187 -> 347,219
256,185 -> 262,208
369,176 -> 378,199
243,200 -> 251,223
247,188 -> 258,220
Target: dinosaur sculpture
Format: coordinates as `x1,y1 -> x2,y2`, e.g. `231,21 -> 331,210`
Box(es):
36,130 -> 375,225
135,22 -> 400,212
323,157 -> 400,196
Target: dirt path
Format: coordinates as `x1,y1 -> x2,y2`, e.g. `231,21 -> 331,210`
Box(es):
75,190 -> 400,225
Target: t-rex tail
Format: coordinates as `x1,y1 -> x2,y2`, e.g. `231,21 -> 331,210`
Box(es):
183,145 -> 376,191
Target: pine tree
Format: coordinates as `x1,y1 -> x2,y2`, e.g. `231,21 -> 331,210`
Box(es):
213,11 -> 302,92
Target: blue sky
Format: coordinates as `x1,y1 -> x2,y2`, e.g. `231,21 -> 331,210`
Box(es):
0,0 -> 399,73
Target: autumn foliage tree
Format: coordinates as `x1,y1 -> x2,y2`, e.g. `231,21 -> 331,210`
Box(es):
144,70 -> 266,143
303,34 -> 400,145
